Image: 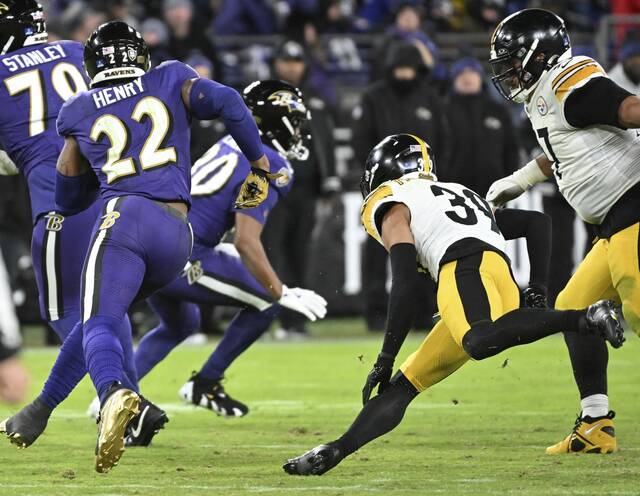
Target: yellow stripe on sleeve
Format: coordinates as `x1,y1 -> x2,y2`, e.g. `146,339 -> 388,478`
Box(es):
554,65 -> 604,101
551,59 -> 593,89
360,184 -> 393,243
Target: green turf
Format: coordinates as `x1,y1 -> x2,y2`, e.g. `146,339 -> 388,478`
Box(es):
1,322 -> 639,495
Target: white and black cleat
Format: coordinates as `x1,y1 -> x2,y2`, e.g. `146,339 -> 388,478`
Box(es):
179,372 -> 248,417
586,300 -> 626,348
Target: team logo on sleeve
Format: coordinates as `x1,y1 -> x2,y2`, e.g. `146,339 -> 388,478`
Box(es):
536,96 -> 548,116
45,213 -> 64,232
99,211 -> 120,230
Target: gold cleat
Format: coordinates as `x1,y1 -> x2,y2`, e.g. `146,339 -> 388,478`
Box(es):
0,418 -> 27,449
546,411 -> 617,454
95,389 -> 140,473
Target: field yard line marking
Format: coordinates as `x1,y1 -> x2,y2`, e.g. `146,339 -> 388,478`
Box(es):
0,483 -> 383,492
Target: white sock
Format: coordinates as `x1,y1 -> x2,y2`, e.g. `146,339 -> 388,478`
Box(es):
581,394 -> 609,418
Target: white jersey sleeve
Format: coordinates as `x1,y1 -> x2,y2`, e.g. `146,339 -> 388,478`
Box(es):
526,55 -> 640,224
360,173 -> 507,280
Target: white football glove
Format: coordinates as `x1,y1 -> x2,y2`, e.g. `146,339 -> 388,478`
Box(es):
486,176 -> 526,208
0,150 -> 18,176
279,285 -> 327,321
486,158 -> 549,208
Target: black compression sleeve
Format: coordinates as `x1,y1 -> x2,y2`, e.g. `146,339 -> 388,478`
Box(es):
564,77 -> 633,129
495,208 -> 551,286
380,243 -> 421,359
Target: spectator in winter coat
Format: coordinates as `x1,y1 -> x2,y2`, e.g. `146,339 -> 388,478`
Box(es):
440,57 -> 519,198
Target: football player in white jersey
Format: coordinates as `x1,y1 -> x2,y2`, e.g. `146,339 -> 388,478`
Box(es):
487,8 -> 640,454
283,134 -> 623,476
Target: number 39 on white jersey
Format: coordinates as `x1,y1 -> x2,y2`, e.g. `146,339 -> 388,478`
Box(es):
525,55 -> 640,224
360,172 -> 506,280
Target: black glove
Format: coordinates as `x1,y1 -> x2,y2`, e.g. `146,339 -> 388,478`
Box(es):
362,352 -> 394,405
523,283 -> 548,308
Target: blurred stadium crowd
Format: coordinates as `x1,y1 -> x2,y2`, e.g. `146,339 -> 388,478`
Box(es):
1,0 -> 640,361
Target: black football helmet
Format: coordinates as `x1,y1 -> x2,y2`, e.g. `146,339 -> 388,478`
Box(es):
490,8 -> 571,103
0,0 -> 47,55
360,134 -> 436,198
242,79 -> 310,161
84,21 -> 150,88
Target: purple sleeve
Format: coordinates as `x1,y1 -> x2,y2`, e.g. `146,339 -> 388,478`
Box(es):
56,99 -> 74,137
189,78 -> 264,162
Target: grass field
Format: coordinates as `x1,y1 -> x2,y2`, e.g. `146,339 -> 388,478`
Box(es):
1,320 -> 639,496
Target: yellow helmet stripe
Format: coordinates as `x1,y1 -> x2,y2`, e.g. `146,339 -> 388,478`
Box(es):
407,133 -> 432,173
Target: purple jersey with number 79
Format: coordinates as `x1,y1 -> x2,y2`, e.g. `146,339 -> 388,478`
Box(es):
0,40 -> 88,220
57,60 -> 198,206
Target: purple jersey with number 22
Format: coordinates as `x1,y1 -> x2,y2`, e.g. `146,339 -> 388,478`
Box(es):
57,60 -> 198,206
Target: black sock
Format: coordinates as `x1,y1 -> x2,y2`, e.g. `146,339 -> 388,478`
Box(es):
335,374 -> 418,457
462,308 -> 586,360
563,330 -> 608,398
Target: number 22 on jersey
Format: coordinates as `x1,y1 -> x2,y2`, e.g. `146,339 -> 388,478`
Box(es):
90,96 -> 176,184
4,63 -> 87,137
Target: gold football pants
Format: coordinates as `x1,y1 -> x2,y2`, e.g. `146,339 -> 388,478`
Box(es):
401,250 -> 520,392
555,222 -> 640,334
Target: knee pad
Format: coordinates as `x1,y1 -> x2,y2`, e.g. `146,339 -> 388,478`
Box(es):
461,321 -> 493,361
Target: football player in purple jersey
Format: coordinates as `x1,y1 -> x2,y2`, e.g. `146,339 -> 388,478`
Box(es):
133,81 -> 326,422
0,0 -> 147,451
4,18 -> 272,473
